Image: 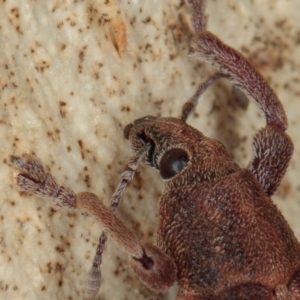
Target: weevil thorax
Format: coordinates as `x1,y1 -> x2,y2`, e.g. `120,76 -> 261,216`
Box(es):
124,116 -> 240,192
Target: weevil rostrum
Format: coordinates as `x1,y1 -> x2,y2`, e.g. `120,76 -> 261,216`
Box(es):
10,1 -> 300,300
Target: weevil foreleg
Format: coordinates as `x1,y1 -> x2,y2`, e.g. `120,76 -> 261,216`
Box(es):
11,155 -> 77,208
11,152 -> 148,299
11,153 -> 177,297
77,191 -> 177,292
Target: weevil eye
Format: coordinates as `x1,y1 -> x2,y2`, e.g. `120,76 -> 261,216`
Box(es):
159,148 -> 189,179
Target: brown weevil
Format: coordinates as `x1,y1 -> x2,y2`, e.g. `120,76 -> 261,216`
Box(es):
11,1 -> 300,299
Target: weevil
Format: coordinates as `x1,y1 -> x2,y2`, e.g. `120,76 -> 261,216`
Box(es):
11,1 -> 300,299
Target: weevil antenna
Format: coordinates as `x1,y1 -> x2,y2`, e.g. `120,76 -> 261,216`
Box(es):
110,146 -> 150,211
181,72 -> 226,122
86,145 -> 150,299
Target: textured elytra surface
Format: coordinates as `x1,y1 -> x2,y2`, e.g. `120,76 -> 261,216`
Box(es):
1,1 -> 300,300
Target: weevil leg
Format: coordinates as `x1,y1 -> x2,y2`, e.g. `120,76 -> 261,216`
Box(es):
247,126 -> 293,196
11,155 -> 177,294
11,155 -> 77,208
12,151 -> 148,299
189,31 -> 293,196
77,191 -> 177,292
11,155 -> 102,299
189,31 -> 288,130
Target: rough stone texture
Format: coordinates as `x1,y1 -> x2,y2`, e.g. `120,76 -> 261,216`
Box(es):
0,0 -> 300,299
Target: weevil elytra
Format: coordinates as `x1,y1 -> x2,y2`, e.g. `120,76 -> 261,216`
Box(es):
11,1 -> 300,299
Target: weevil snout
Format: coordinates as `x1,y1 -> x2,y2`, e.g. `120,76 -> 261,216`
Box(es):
123,116 -> 157,139
123,123 -> 133,139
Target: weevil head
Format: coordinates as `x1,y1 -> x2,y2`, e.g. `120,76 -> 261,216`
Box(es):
124,116 -> 240,191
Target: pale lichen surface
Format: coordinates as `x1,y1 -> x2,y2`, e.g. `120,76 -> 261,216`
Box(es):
0,1 -> 300,299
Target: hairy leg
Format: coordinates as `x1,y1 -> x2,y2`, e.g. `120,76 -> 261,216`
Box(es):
187,30 -> 293,196
11,156 -> 177,296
